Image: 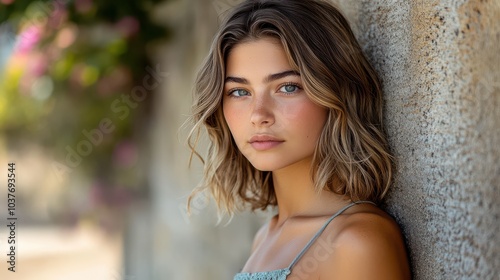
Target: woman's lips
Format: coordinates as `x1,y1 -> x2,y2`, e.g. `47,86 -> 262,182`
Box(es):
248,135 -> 284,151
250,141 -> 283,150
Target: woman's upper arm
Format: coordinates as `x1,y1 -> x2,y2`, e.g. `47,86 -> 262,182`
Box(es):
320,214 -> 411,280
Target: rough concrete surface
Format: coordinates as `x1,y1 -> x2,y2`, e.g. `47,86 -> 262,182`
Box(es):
335,0 -> 500,279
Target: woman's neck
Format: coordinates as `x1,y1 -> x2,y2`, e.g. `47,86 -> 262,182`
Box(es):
271,157 -> 350,227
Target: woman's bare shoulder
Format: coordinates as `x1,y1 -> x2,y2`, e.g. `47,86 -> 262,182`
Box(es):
339,203 -> 403,238
319,204 -> 411,280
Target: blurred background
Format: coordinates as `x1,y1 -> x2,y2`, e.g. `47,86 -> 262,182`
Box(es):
0,0 -> 268,279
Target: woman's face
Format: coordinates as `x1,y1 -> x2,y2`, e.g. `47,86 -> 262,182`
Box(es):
222,37 -> 328,172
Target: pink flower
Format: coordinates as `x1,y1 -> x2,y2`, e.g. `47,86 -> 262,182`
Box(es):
115,16 -> 140,38
16,26 -> 42,54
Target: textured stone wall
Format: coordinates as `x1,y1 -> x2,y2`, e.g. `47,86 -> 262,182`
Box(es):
126,0 -> 499,279
334,0 -> 500,279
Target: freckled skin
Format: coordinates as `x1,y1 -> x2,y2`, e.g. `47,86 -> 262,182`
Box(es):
222,37 -> 328,172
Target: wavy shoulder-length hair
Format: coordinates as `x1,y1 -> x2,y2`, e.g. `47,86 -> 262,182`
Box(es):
187,0 -> 394,221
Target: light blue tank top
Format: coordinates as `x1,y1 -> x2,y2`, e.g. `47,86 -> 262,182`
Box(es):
233,200 -> 376,280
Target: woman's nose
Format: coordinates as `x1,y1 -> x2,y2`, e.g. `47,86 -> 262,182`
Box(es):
250,94 -> 275,127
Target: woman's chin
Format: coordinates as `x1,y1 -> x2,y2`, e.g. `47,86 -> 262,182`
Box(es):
250,165 -> 275,172
247,161 -> 279,172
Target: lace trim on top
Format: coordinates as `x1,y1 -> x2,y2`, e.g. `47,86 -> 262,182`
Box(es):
233,268 -> 291,280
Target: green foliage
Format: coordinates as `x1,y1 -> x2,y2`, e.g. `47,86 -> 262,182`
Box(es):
0,0 -> 171,196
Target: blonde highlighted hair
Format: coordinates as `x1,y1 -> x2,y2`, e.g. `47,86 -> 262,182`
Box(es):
187,0 -> 394,221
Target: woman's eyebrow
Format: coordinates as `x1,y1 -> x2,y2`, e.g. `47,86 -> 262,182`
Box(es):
224,70 -> 300,84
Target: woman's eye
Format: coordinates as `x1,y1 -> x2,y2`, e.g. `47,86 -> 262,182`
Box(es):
228,89 -> 250,97
278,83 -> 301,94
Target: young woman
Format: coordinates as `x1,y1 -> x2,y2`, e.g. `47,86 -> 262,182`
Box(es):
187,0 -> 411,279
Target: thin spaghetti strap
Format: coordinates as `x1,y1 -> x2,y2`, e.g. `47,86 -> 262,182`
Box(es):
287,200 -> 376,270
